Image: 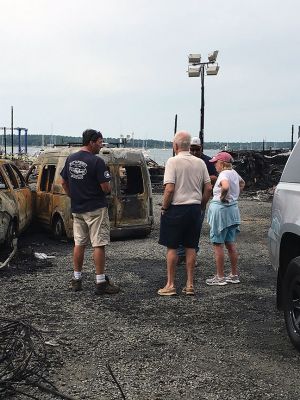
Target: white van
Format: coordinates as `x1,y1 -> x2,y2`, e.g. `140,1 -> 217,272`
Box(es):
268,138 -> 300,351
26,146 -> 154,240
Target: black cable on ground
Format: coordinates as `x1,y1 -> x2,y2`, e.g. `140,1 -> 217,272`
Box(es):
0,317 -> 77,400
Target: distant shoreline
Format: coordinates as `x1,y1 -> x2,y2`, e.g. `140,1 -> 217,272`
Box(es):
0,134 -> 294,152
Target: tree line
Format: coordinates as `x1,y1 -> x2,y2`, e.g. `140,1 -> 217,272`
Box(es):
0,134 -> 293,150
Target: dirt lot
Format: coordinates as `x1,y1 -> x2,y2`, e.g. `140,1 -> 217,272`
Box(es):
1,194 -> 300,400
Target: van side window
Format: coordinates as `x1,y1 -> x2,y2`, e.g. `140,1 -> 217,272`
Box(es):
0,170 -> 8,189
3,164 -> 19,189
40,165 -> 56,192
119,165 -> 144,195
10,164 -> 26,188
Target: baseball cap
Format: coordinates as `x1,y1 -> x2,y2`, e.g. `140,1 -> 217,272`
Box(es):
209,151 -> 233,163
190,137 -> 201,146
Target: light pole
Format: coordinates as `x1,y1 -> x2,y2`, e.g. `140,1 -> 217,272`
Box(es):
187,51 -> 220,148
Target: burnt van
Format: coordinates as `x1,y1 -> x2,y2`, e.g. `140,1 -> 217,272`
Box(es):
26,146 -> 154,239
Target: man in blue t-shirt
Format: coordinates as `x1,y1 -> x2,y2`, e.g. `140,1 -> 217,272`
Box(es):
61,129 -> 119,295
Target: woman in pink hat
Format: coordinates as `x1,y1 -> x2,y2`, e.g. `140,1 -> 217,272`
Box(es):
205,152 -> 245,286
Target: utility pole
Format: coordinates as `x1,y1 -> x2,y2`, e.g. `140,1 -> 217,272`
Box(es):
173,114 -> 177,156
11,106 -> 14,156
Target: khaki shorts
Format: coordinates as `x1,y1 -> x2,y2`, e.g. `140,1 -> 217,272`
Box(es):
72,207 -> 110,247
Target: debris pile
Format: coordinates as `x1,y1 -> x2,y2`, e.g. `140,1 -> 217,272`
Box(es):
146,158 -> 165,193
232,150 -> 289,190
0,318 -> 75,399
146,150 -> 289,194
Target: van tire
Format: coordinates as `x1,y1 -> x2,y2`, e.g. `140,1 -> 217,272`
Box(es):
283,256 -> 300,351
52,216 -> 66,240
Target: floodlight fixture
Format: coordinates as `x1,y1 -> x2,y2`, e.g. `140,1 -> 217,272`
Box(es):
189,54 -> 201,64
187,50 -> 220,148
206,65 -> 220,75
208,50 -> 219,63
188,66 -> 201,77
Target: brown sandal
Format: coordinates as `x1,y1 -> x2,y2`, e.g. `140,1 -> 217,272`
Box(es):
182,286 -> 195,295
157,287 -> 177,296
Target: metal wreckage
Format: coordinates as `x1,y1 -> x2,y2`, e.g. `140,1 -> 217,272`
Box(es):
230,150 -> 290,190
0,147 -> 289,267
146,149 -> 290,192
0,146 -> 154,267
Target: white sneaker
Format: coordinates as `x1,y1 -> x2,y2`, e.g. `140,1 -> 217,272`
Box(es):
225,274 -> 240,284
206,275 -> 227,286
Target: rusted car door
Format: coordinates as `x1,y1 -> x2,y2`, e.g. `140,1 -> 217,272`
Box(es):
0,167 -> 13,245
35,164 -> 56,225
2,163 -> 30,231
10,164 -> 32,225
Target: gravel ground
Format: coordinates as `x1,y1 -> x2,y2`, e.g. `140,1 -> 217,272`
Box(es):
1,194 -> 300,400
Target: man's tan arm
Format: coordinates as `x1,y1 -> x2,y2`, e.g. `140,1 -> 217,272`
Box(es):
162,183 -> 175,210
210,175 -> 218,186
201,182 -> 212,210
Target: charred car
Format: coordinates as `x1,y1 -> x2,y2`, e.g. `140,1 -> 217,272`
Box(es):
0,159 -> 33,248
26,146 -> 154,240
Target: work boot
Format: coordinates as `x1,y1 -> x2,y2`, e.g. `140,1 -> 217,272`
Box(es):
95,276 -> 119,295
70,278 -> 82,292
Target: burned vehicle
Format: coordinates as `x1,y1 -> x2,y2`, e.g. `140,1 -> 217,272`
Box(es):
0,159 -> 33,248
26,146 -> 154,239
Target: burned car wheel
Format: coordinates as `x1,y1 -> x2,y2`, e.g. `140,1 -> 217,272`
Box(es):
5,220 -> 17,250
283,257 -> 300,352
52,216 -> 66,240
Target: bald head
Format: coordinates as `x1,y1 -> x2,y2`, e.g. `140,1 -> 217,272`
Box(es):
173,131 -> 191,152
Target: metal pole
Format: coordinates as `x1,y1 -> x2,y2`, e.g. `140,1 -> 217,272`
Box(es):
298,125 -> 300,139
173,114 -> 177,156
25,129 -> 28,153
4,127 -> 7,157
291,124 -> 294,150
200,65 -> 205,148
11,106 -> 14,156
18,128 -> 21,154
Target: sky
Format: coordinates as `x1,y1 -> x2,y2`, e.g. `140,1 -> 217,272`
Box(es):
0,0 -> 300,143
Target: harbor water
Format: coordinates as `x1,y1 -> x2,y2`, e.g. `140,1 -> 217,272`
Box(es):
5,146 -> 219,166
146,148 -> 219,165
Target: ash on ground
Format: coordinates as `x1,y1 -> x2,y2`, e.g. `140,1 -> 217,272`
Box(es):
1,195 -> 299,400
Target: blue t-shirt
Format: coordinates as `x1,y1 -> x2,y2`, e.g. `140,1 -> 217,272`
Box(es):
201,153 -> 218,177
60,150 -> 111,213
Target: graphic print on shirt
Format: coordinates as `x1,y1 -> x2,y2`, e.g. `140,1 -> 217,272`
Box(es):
69,160 -> 87,179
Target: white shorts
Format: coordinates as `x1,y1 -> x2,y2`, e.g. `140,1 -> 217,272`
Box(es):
72,207 -> 110,247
